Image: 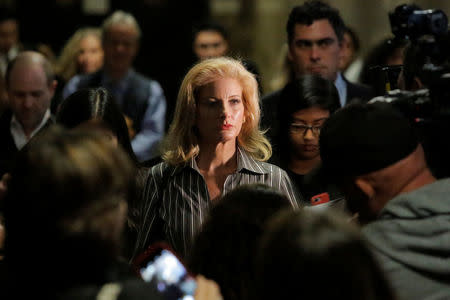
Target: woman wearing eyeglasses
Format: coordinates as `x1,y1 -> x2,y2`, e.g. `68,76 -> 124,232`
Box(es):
273,74 -> 344,207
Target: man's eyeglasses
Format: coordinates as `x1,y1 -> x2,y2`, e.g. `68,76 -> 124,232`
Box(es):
290,123 -> 323,135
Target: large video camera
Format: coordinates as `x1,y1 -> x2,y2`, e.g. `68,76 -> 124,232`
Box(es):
371,3 -> 450,121
389,4 -> 448,41
370,4 -> 450,178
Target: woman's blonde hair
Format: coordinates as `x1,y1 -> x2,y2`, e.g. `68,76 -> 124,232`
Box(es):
55,27 -> 102,82
162,56 -> 271,165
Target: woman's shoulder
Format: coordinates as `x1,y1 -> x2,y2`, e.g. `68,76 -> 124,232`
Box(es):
254,160 -> 289,176
147,161 -> 173,178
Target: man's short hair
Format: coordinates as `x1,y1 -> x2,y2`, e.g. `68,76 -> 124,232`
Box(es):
5,51 -> 55,88
286,0 -> 346,45
102,10 -> 141,41
320,102 -> 419,179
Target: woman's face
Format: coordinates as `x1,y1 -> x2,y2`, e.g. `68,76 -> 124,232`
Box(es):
289,107 -> 330,160
77,35 -> 104,74
195,77 -> 245,145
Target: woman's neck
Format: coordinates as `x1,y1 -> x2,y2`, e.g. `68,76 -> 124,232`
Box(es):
288,155 -> 321,175
197,140 -> 237,173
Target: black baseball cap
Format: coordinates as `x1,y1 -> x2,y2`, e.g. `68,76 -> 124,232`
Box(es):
319,102 -> 419,178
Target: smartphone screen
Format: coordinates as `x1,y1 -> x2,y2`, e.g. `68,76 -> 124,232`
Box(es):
140,249 -> 197,300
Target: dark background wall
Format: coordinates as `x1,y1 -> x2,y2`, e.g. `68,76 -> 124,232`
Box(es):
9,0 -> 209,129
3,0 -> 450,124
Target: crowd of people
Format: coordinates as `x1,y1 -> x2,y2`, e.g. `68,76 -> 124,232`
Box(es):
0,1 -> 449,299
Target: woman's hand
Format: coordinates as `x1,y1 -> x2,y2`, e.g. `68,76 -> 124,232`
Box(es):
194,275 -> 223,300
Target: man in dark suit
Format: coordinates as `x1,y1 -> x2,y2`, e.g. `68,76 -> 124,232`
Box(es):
261,1 -> 373,143
63,10 -> 166,162
0,51 -> 56,176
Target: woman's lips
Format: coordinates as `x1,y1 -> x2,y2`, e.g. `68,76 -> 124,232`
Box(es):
222,124 -> 232,130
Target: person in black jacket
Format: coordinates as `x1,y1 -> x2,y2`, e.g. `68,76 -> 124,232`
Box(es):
261,1 -> 373,144
0,51 -> 56,177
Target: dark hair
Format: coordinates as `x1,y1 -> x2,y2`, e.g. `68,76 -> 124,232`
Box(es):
192,21 -> 229,43
286,0 -> 346,45
253,209 -> 396,300
56,87 -> 137,163
3,126 -> 136,292
345,26 -> 360,52
188,184 -> 293,300
275,75 -> 340,165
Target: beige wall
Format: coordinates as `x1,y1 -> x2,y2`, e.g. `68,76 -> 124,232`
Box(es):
211,0 -> 450,93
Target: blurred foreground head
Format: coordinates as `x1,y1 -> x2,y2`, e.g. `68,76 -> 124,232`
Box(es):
254,209 -> 395,300
4,125 -> 136,277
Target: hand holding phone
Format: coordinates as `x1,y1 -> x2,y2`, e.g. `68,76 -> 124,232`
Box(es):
135,243 -> 197,300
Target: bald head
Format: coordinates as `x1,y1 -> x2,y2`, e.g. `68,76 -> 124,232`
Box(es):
6,51 -> 56,135
5,51 -> 55,88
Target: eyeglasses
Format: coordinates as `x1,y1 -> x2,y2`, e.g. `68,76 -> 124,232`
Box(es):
290,123 -> 323,136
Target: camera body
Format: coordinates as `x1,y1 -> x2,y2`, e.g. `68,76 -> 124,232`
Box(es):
370,4 -> 450,178
373,4 -> 450,119
389,4 -> 448,40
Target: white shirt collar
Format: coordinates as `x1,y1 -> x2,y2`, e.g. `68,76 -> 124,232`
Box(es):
334,72 -> 347,107
10,109 -> 51,150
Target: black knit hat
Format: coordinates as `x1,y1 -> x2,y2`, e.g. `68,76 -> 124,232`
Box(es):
319,102 -> 419,178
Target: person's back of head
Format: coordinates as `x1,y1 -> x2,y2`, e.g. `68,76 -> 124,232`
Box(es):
319,102 -> 435,223
253,209 -> 396,300
3,125 -> 136,294
56,87 -> 137,163
188,184 -> 293,300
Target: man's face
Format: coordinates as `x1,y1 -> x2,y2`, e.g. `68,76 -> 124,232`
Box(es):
339,32 -> 356,71
288,19 -> 342,81
8,63 -> 54,132
0,19 -> 18,54
193,30 -> 228,60
103,24 -> 138,74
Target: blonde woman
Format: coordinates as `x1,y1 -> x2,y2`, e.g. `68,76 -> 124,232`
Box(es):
134,57 -> 302,259
55,27 -> 104,83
